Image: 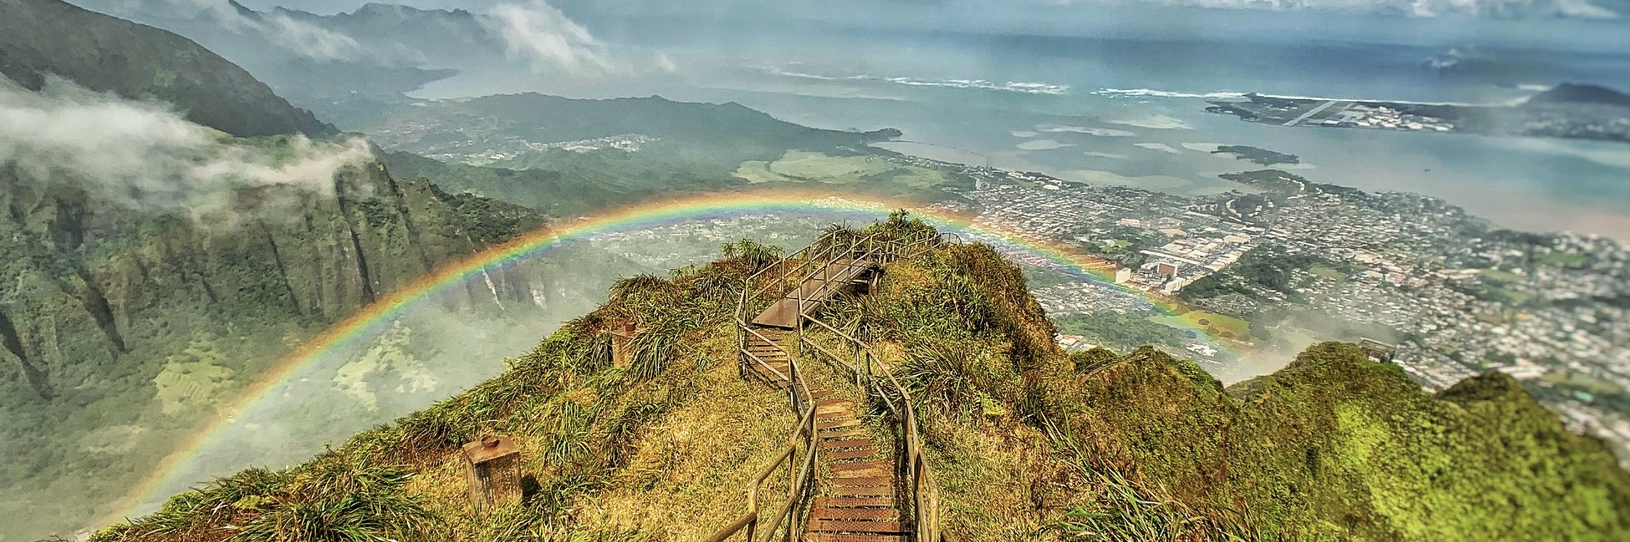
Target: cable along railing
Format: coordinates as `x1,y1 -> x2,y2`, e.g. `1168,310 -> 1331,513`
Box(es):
707,227 -> 959,542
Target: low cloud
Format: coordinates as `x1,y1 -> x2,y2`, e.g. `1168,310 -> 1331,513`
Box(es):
485,0 -> 615,75
1047,0 -> 1623,18
0,78 -> 373,223
260,12 -> 368,61
125,0 -> 367,60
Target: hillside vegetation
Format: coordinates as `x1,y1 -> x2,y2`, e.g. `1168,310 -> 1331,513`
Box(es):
0,142 -> 547,537
93,217 -> 1630,541
368,94 -> 955,218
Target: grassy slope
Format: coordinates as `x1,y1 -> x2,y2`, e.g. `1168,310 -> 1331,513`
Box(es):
93,221 -> 1630,542
860,242 -> 1630,540
91,240 -> 800,541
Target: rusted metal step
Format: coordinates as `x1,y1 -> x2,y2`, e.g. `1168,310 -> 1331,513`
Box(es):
828,485 -> 894,497
832,461 -> 889,475
816,404 -> 853,418
818,418 -> 860,431
808,519 -> 905,534
810,507 -> 899,521
815,497 -> 896,508
819,438 -> 873,450
831,476 -> 892,487
807,534 -> 907,542
819,429 -> 869,441
824,449 -> 878,462
833,460 -> 888,471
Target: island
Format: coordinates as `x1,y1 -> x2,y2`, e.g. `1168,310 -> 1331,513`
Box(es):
1205,83 -> 1630,144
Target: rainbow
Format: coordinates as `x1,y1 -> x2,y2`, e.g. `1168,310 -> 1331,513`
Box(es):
98,190 -> 1243,527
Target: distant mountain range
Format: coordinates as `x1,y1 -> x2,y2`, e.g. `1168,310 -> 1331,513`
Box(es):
65,0 -> 516,127
1529,82 -> 1630,108
0,0 -> 334,137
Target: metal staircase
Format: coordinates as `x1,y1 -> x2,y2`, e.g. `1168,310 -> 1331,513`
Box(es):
708,227 -> 958,542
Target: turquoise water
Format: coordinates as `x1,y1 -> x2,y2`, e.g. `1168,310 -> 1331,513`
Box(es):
418,27 -> 1630,239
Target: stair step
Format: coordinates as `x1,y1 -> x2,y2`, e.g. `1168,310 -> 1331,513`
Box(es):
824,449 -> 878,462
807,534 -> 907,542
819,439 -> 873,450
820,429 -> 870,441
810,507 -> 900,521
828,485 -> 894,497
831,476 -> 893,487
833,467 -> 890,479
808,520 -> 905,534
818,419 -> 861,431
814,497 -> 896,509
832,461 -> 889,473
816,405 -> 853,418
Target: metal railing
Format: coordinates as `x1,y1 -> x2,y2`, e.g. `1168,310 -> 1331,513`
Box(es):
712,225 -> 950,542
702,398 -> 818,542
798,311 -> 944,542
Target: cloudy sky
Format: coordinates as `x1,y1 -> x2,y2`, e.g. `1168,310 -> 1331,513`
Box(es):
237,0 -> 1630,19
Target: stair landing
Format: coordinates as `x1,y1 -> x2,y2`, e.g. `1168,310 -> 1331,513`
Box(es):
752,257 -> 875,329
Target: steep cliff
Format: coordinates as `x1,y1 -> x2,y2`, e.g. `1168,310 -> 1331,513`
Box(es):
0,150 -> 545,538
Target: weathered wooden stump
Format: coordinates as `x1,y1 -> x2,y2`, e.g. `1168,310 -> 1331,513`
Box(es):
610,321 -> 637,368
1358,337 -> 1397,363
462,435 -> 521,512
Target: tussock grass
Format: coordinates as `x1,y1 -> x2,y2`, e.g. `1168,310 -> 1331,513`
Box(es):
96,215 -> 1629,542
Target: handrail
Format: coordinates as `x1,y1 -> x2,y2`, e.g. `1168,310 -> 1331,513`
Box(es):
703,404 -> 816,542
736,317 -> 792,383
788,229 -> 947,542
717,224 -> 947,541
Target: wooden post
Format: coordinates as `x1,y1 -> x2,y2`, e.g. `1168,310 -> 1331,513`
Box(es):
463,435 -> 522,512
610,321 -> 637,368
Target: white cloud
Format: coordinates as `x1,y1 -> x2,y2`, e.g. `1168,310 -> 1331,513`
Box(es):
107,0 -> 369,60
0,78 -> 373,222
1012,130 -> 1040,137
261,13 -> 367,61
1069,0 -> 1624,18
484,0 -> 614,74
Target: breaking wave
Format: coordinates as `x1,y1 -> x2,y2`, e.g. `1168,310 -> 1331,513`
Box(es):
766,66 -> 1069,95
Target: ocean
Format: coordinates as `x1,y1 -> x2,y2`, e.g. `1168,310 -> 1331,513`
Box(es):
417,23 -> 1630,239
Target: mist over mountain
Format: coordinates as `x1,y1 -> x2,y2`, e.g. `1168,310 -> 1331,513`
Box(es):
0,0 -> 334,138
0,3 -> 559,537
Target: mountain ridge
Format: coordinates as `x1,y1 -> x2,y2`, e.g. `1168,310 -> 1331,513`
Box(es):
86,220 -> 1630,541
0,0 -> 335,138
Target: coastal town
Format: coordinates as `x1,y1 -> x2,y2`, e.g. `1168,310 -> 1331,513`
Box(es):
910,153 -> 1630,464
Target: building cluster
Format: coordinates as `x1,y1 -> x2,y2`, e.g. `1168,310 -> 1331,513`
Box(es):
1323,103 -> 1455,131
930,161 -> 1630,464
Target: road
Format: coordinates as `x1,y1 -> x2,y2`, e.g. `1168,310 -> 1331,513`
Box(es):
1284,100 -> 1339,127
